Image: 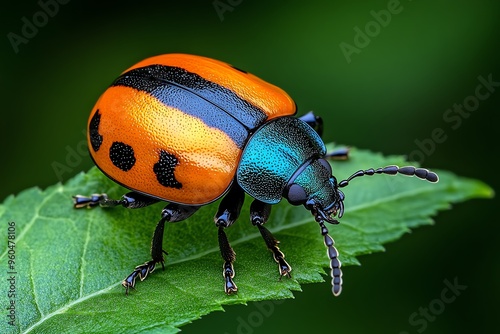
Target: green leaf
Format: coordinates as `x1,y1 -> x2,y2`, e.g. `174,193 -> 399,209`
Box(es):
0,147 -> 493,334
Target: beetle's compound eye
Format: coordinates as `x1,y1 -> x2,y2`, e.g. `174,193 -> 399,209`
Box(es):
286,183 -> 308,205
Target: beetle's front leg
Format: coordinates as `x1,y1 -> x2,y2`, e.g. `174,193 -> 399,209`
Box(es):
214,184 -> 245,294
250,199 -> 292,278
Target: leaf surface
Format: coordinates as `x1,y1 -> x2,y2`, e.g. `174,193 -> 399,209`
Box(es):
0,147 -> 493,333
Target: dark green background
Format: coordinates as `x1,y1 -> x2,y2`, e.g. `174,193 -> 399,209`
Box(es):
1,0 -> 498,333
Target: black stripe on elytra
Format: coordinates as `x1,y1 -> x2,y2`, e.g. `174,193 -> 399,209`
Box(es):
111,65 -> 268,131
113,76 -> 247,148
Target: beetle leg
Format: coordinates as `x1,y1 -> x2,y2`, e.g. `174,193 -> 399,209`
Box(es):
214,184 -> 245,294
72,191 -> 159,209
250,199 -> 292,278
296,112 -> 348,160
325,147 -> 349,160
122,203 -> 198,294
217,227 -> 238,294
298,111 -> 323,137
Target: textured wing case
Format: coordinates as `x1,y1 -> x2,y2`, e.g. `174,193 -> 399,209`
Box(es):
88,54 -> 296,205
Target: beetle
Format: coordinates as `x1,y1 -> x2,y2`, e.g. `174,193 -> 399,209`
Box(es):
73,53 -> 438,296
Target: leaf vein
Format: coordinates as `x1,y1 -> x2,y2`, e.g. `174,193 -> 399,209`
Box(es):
27,245 -> 44,319
22,283 -> 121,334
79,217 -> 92,298
0,185 -> 63,260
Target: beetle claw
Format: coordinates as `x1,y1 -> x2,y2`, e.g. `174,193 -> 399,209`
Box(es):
223,262 -> 238,294
278,259 -> 292,279
122,260 -> 160,294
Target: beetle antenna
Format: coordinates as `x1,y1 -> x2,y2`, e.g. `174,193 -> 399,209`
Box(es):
338,165 -> 439,188
318,220 -> 342,296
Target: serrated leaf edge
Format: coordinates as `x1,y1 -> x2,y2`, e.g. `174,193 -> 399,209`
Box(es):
7,167 -> 492,333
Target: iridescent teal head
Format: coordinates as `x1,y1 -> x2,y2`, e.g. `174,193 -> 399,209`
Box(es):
284,155 -> 440,224
284,157 -> 345,223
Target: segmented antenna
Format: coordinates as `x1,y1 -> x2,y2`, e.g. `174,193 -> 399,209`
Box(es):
339,165 -> 438,188
318,221 -> 342,296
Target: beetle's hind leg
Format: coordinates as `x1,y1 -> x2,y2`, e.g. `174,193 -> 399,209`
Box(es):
250,199 -> 292,278
72,191 -> 159,209
73,191 -> 200,294
122,203 -> 199,294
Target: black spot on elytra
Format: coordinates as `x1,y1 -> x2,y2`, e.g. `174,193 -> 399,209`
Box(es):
89,109 -> 103,152
153,150 -> 182,189
109,142 -> 136,171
